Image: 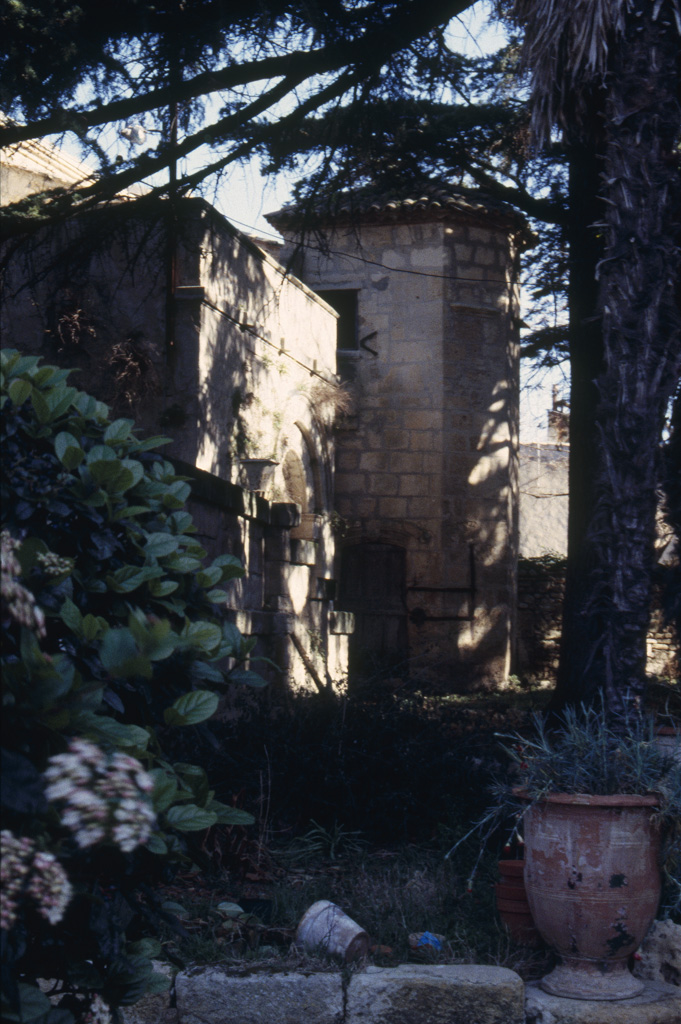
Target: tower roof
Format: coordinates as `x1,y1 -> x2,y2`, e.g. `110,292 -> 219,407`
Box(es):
267,182 -> 530,238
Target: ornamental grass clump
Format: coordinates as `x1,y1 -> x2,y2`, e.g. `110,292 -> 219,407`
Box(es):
503,700 -> 680,801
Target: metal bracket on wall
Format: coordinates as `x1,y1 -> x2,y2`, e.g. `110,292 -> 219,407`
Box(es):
359,330 -> 378,356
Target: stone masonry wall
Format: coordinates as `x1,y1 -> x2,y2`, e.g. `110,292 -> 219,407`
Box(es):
0,194 -> 352,693
518,442 -> 569,558
516,440 -> 678,680
516,557 -> 566,679
276,203 -> 523,688
442,219 -> 520,686
174,460 -> 352,694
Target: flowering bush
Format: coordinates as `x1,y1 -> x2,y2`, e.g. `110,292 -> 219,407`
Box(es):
1,832 -> 36,932
1,830 -> 74,935
1,531 -> 46,637
1,351 -> 270,1024
44,740 -> 156,852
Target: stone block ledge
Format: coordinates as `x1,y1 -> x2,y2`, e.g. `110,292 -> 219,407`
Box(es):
170,457 -> 301,527
127,962 -> 681,1024
173,964 -> 525,1024
525,980 -> 681,1024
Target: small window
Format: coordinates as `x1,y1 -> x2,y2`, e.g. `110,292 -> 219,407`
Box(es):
317,289 -> 358,351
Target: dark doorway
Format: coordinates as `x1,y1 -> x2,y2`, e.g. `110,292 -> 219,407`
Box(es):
338,542 -> 408,680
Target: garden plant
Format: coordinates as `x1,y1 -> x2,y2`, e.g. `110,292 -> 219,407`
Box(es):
508,703 -> 680,996
448,699 -> 681,919
1,349 -> 269,1024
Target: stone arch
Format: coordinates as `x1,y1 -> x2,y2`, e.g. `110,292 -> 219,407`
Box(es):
294,419 -> 326,513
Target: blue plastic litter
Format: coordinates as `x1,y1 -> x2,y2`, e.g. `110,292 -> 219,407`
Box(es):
416,931 -> 442,950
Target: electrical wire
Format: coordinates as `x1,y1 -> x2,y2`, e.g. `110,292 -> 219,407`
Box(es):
223,213 -> 512,286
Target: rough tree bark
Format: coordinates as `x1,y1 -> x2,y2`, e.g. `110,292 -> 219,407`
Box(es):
552,0 -> 681,711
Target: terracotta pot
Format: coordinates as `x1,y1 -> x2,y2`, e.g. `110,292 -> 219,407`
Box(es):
495,860 -> 541,946
522,792 -> 661,1001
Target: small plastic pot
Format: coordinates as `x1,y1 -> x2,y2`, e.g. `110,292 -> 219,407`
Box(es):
296,900 -> 369,961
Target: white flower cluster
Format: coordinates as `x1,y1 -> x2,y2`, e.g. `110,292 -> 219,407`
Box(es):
36,550 -> 74,576
26,851 -> 74,925
1,830 -> 73,931
1,831 -> 33,930
44,739 -> 156,853
83,994 -> 112,1024
1,531 -> 46,637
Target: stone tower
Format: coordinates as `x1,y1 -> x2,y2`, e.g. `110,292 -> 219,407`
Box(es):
269,187 -> 529,689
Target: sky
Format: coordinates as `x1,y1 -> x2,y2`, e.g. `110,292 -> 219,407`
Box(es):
212,4 -> 510,240
56,1 -> 566,442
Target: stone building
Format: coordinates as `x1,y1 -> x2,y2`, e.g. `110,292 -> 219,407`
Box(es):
269,189 -> 530,688
1,138 -> 353,692
3,134 -> 537,691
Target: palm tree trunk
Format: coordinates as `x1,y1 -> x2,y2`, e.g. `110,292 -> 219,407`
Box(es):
575,0 -> 681,712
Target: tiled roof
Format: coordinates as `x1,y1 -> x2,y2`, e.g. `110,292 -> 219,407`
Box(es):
266,183 -> 528,234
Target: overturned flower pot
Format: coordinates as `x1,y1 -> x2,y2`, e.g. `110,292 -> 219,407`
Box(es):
296,900 -> 369,961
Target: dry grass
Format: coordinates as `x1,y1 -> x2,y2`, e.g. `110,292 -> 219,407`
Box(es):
155,838 -> 553,982
152,679 -> 677,979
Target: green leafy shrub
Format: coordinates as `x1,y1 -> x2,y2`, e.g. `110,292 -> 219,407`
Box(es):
1,350 -> 268,1024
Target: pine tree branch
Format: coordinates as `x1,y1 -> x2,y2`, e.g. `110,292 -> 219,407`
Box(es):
0,0 -> 474,148
0,66 -> 362,239
465,164 -> 567,225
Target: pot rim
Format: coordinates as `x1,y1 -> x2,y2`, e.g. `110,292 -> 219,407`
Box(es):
512,787 -> 659,807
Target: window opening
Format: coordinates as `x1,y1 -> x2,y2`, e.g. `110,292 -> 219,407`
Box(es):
317,289 -> 358,351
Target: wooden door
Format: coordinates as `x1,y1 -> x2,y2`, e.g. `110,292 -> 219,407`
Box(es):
339,542 -> 408,678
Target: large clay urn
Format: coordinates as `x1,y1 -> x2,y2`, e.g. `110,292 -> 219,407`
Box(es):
521,792 -> 661,1000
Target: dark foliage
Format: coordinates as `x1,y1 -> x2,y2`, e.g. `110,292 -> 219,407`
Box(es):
0,351 -> 267,1024
0,1 -> 475,238
185,690 -> 541,847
